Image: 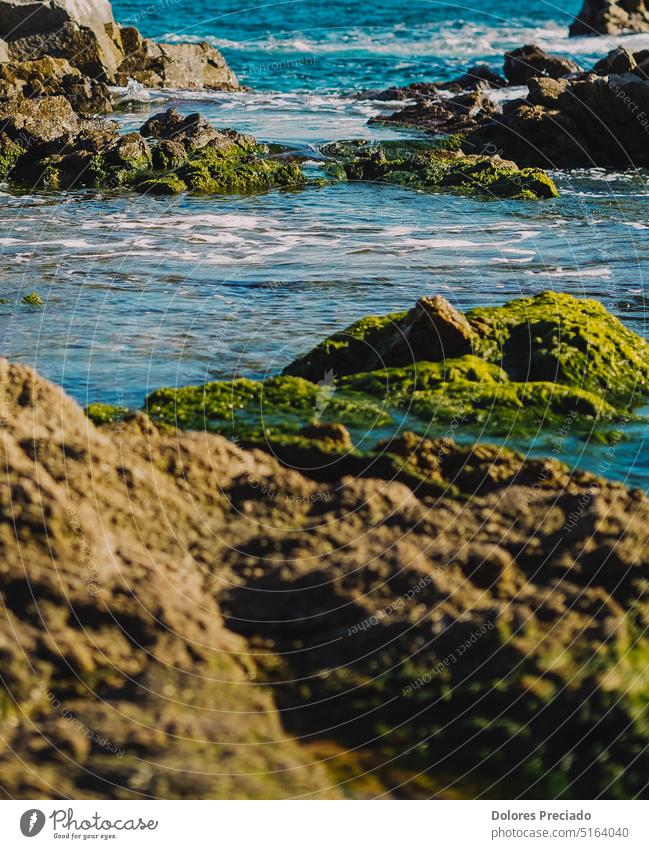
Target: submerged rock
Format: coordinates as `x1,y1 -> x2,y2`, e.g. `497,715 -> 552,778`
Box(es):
571,0 -> 649,35
4,356 -> 649,798
503,44 -> 581,85
320,138 -> 558,200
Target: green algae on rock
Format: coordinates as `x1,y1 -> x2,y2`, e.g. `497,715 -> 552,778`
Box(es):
135,293 -> 646,467
0,103 -> 306,195
320,139 -> 558,200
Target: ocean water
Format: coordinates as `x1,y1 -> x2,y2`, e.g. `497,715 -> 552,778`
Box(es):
2,0 -> 649,485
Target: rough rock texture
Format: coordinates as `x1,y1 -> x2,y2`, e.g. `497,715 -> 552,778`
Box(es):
503,44 -> 581,85
319,139 -> 558,201
370,89 -> 500,134
3,357 -> 649,798
0,0 -> 122,79
114,26 -> 238,91
465,72 -> 649,168
571,0 -> 649,35
0,103 -> 305,194
0,55 -> 111,113
0,0 -> 238,90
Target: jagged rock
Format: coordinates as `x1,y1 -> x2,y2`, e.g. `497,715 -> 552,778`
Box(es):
465,72 -> 649,167
593,45 -> 637,74
6,354 -> 646,798
140,107 -> 221,151
0,0 -> 238,90
114,25 -> 238,91
369,89 -> 500,134
0,103 -> 304,194
504,44 -> 581,85
320,138 -> 557,201
439,63 -> 508,91
0,0 -> 123,79
364,66 -> 506,101
0,93 -> 79,144
0,56 -> 111,114
571,0 -> 649,35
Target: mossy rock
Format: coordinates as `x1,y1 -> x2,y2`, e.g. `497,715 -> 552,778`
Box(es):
319,139 -> 558,200
135,173 -> 187,195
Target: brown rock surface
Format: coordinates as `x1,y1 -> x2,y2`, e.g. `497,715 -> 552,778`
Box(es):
571,0 -> 649,35
1,359 -> 648,798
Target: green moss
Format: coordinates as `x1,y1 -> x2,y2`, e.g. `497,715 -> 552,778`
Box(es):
22,292 -> 43,305
0,137 -> 26,179
319,140 -> 557,200
467,291 -> 649,406
85,403 -> 133,425
135,173 -> 188,195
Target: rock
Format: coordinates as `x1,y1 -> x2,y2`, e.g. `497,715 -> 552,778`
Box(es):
0,93 -> 79,144
503,44 -> 581,85
0,56 -> 112,114
363,66 -> 506,101
140,107 -> 221,151
114,26 -> 238,91
380,295 -> 476,365
593,46 -> 637,75
0,103 -> 305,194
570,0 -> 649,35
320,138 -> 557,201
299,422 -> 352,445
369,89 -> 500,134
3,350 -> 649,797
439,63 -> 508,92
0,0 -> 238,90
0,0 -> 123,80
465,72 -> 649,167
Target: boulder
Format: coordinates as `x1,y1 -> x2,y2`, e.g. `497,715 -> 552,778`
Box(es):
114,26 -> 238,91
0,0 -> 123,79
0,56 -> 111,113
140,107 -> 222,151
593,45 -> 637,74
438,63 -> 508,92
0,93 -> 79,143
0,0 -> 238,90
570,0 -> 649,35
465,72 -> 649,168
504,44 -> 581,85
369,89 -> 499,134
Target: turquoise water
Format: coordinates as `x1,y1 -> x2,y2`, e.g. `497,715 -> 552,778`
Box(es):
2,0 -> 649,485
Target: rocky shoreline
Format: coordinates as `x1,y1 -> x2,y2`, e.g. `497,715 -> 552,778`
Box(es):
2,0 -> 649,803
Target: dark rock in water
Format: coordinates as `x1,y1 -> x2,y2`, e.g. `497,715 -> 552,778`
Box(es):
440,63 -> 507,91
0,101 -> 304,194
321,138 -> 558,201
140,107 -> 222,151
503,44 -> 581,85
571,0 -> 649,35
593,46 -> 637,75
299,421 -> 352,445
364,66 -> 506,101
360,81 -> 440,101
370,89 -> 499,134
465,72 -> 649,168
0,0 -> 238,90
0,56 -> 111,114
